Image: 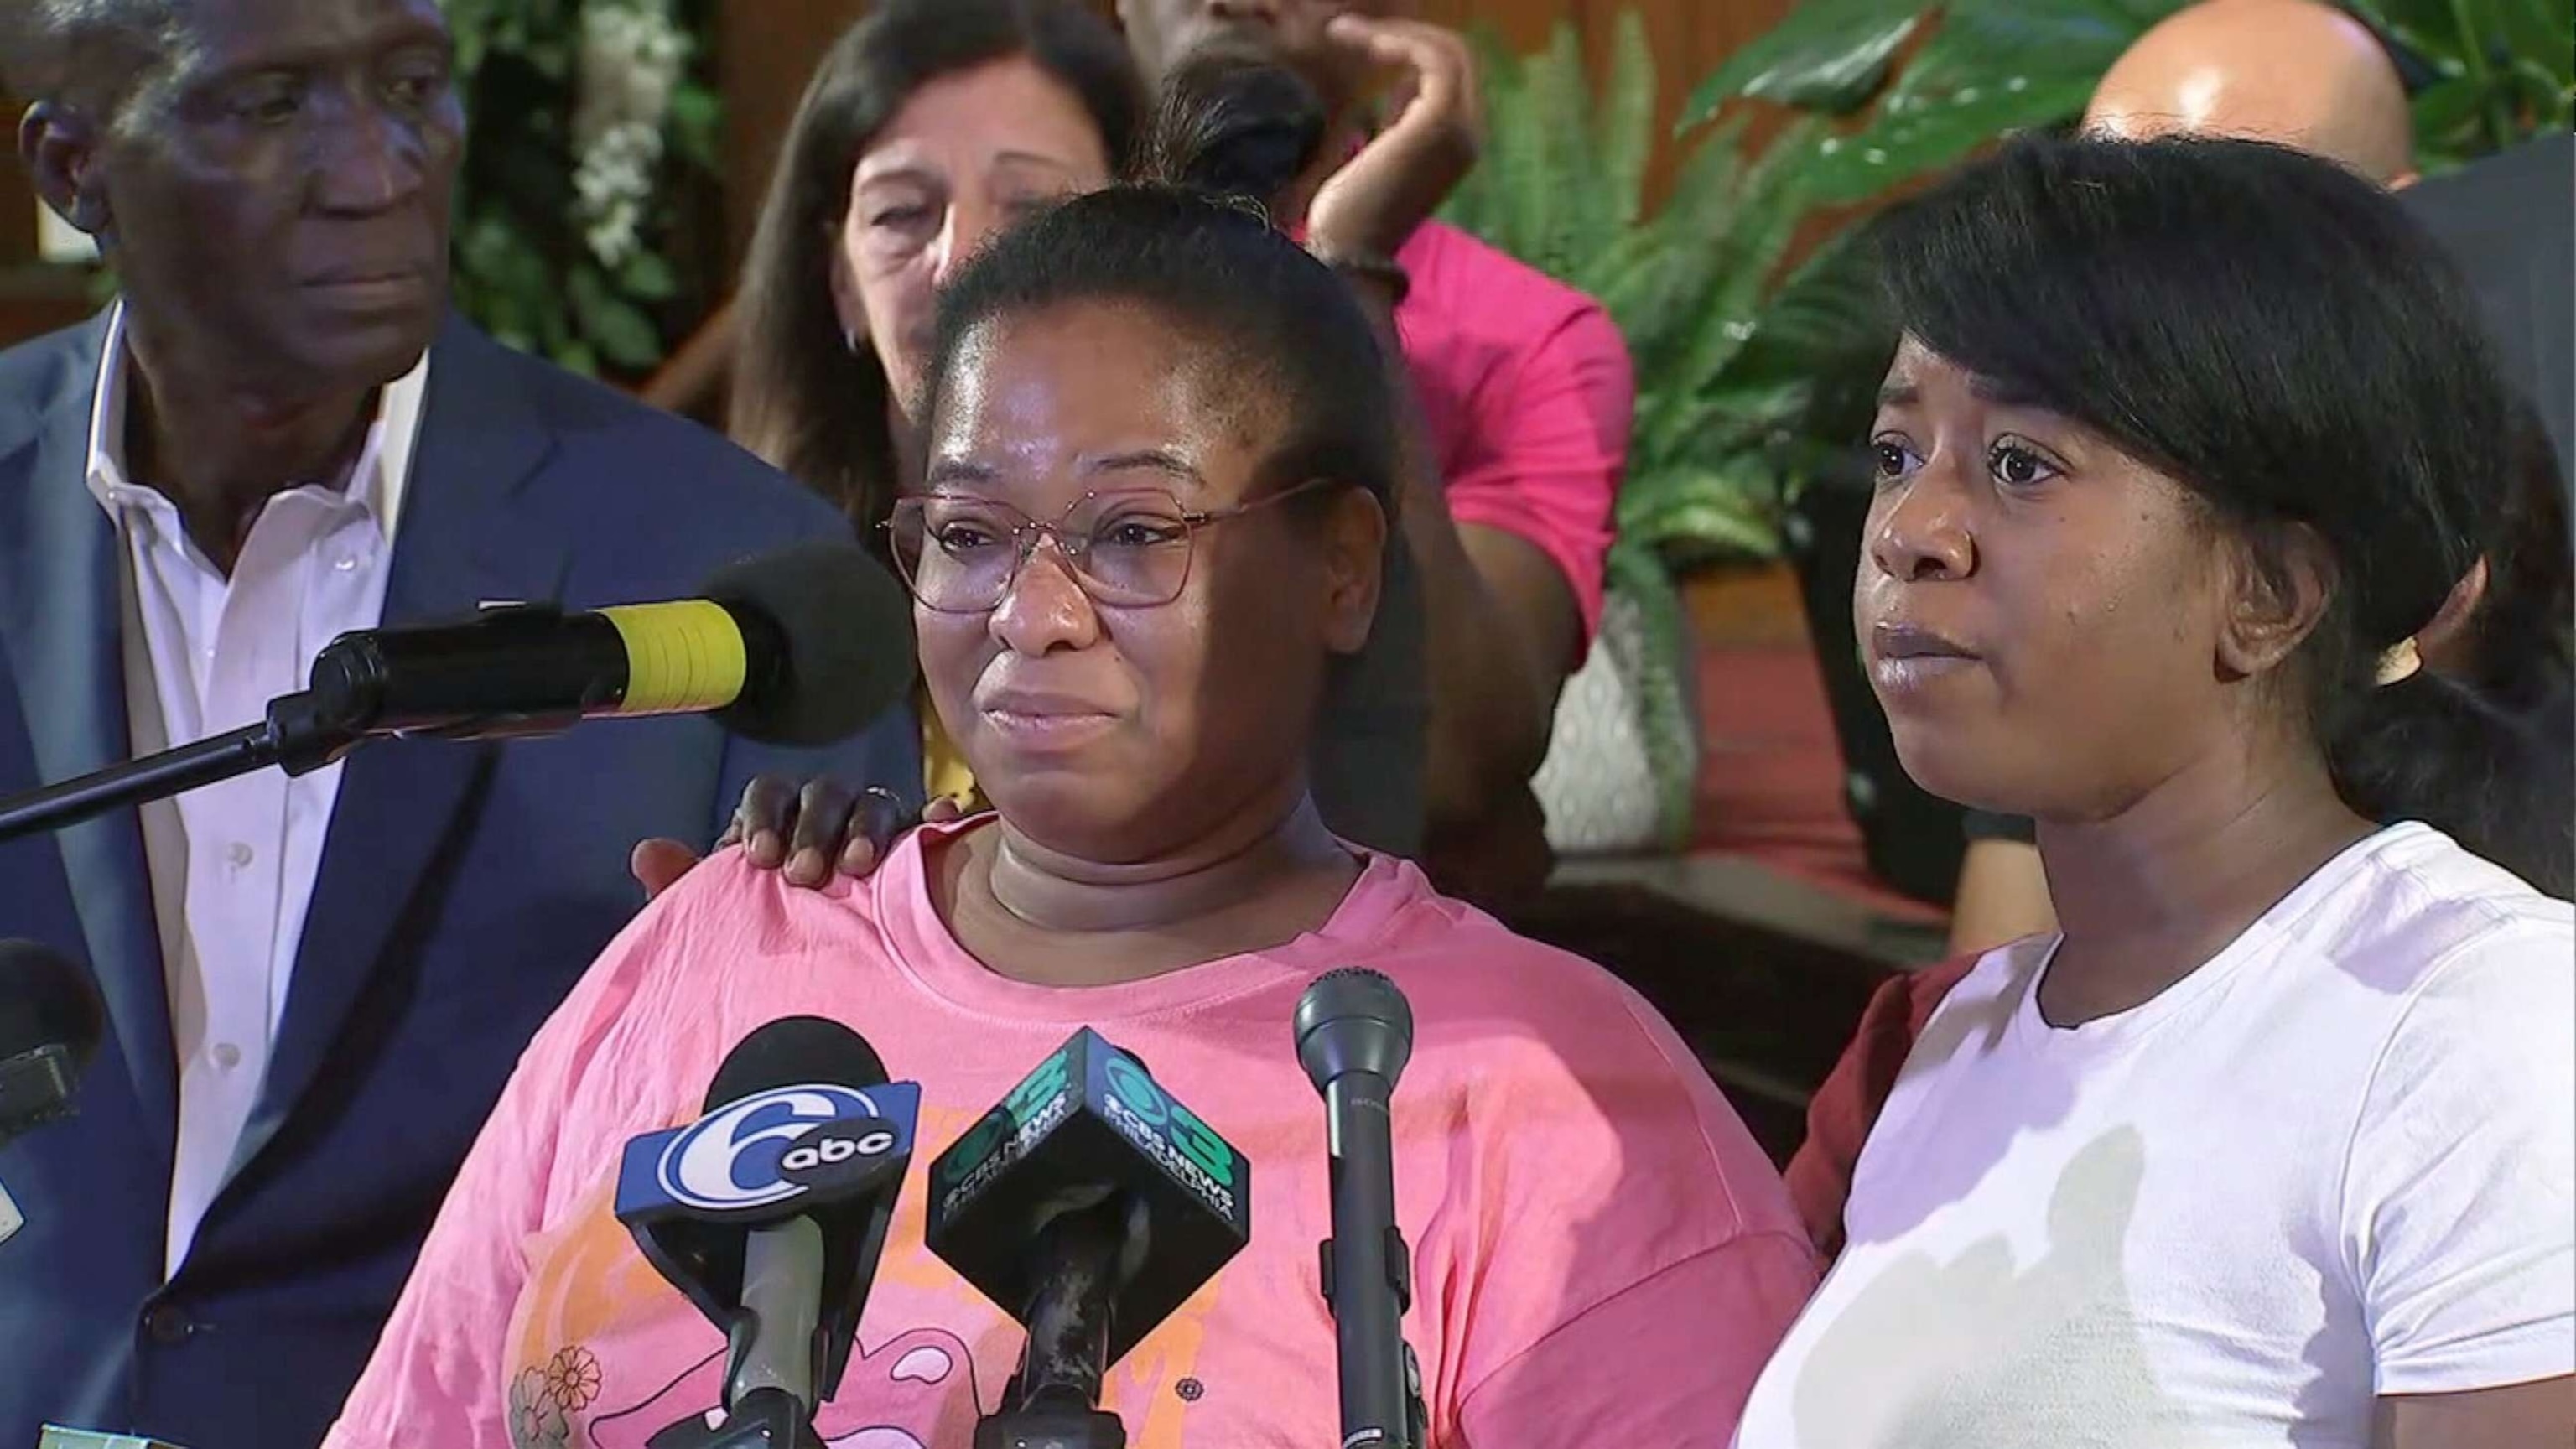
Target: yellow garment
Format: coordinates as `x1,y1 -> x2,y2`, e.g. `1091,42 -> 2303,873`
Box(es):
919,688 -> 984,810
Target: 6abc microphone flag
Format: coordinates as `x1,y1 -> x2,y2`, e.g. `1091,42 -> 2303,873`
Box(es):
609,1021 -> 1253,1449
600,975 -> 1420,1449
614,1017 -> 918,1449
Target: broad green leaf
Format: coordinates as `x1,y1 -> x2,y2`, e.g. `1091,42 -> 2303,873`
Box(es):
1683,0 -> 1924,122
1800,70 -> 2098,205
1885,0 -> 2168,108
2497,0 -> 2576,88
2412,74 -> 2493,152
2348,0 -> 2470,52
2509,59 -> 2574,124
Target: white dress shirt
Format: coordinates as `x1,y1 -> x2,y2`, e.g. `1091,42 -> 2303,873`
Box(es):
84,304 -> 430,1278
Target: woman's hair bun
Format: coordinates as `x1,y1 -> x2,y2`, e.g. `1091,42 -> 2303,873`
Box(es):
1142,44 -> 1329,210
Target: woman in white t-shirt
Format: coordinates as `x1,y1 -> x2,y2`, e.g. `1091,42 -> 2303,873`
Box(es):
1737,135 -> 2573,1447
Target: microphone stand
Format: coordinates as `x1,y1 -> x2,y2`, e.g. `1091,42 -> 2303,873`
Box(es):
686,1387 -> 825,1449
0,663 -> 592,845
0,690 -> 362,844
976,1200 -> 1128,1449
1317,1086 -> 1429,1449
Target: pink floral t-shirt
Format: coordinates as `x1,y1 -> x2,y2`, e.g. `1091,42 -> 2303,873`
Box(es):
325,820 -> 1813,1448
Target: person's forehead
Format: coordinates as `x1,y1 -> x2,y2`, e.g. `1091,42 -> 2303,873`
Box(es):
172,0 -> 446,70
937,307 -> 1274,470
854,61 -> 1107,184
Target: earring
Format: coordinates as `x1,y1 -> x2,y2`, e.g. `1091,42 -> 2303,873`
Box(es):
2374,636 -> 2423,688
844,325 -> 864,356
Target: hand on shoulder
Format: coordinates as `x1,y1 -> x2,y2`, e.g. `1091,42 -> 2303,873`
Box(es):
631,774 -> 970,901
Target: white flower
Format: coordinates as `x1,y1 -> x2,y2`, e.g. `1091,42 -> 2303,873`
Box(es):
572,0 -> 689,268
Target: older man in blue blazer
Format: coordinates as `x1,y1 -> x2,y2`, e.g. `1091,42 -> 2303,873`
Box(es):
0,3 -> 917,1446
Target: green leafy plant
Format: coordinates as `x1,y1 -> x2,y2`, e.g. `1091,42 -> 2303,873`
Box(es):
442,0 -> 723,377
1684,0 -> 2573,200
2355,0 -> 2575,164
1443,13 -> 1874,847
1452,0 -> 2569,851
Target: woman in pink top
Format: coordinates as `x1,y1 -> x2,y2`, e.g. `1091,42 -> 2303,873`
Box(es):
325,186 -> 1814,1449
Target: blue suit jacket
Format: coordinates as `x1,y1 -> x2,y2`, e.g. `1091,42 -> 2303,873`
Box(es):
0,314 -> 920,1449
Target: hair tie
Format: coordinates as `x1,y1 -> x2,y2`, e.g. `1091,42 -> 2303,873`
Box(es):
1311,246 -> 1411,305
2374,636 -> 2423,687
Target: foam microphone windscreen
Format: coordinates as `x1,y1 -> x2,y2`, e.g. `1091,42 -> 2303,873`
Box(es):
705,1014 -> 891,1112
704,541 -> 917,748
0,941 -> 102,1072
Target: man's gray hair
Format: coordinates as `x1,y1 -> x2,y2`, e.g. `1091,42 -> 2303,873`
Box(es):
2,0 -> 184,108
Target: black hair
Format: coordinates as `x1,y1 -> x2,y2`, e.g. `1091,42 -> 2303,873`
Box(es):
920,181 -> 1400,519
1871,133 -> 2571,892
730,0 -> 1145,532
2470,404 -> 2574,704
1140,44 -> 1329,213
919,57 -> 1400,518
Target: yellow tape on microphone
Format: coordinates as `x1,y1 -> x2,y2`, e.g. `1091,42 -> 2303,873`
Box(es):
600,600 -> 750,716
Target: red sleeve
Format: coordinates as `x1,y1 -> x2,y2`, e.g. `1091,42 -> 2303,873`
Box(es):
1784,957 -> 1979,1263
1434,301 -> 1632,652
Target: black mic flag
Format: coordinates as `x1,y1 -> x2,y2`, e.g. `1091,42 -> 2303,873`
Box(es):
927,1029 -> 1250,1446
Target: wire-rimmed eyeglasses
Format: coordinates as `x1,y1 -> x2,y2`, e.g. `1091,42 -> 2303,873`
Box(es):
882,480 -> 1334,613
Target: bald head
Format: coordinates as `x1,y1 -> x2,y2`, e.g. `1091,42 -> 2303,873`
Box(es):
2085,0 -> 2414,185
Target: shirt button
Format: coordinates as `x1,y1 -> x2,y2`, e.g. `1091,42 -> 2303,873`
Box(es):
334,554 -> 358,572
225,842 -> 254,869
211,1042 -> 242,1070
143,1302 -> 194,1346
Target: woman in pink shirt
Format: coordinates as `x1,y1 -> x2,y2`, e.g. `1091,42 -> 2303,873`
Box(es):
325,185 -> 1813,1449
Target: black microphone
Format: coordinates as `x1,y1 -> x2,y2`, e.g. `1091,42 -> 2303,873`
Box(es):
1296,968 -> 1426,1449
927,1030 -> 1251,1448
0,542 -> 919,848
615,1016 -> 918,1448
0,940 -> 105,1249
308,539 -> 914,746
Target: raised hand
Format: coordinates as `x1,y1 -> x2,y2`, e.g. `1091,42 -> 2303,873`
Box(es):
1303,13 -> 1483,267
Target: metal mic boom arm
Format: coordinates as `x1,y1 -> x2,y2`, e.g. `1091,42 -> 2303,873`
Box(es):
0,688 -> 362,845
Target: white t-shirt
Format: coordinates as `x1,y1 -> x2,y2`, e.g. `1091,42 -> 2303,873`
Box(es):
1737,823 -> 2574,1448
